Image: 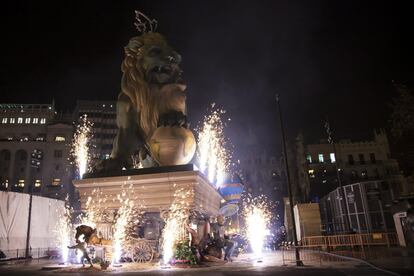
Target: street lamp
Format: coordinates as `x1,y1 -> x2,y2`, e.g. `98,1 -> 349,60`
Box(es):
25,149 -> 43,258
275,94 -> 303,266
324,119 -> 351,233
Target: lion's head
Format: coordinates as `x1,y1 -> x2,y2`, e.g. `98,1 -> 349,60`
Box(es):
120,33 -> 186,140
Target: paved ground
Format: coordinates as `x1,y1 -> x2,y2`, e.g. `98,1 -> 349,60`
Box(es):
363,247 -> 414,276
0,252 -> 406,276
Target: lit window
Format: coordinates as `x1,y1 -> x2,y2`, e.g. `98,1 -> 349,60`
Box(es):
308,169 -> 315,178
25,118 -> 31,124
10,118 -> 15,124
306,154 -> 312,163
18,179 -> 25,188
330,153 -> 336,163
2,179 -> 9,189
1,118 -> 7,124
52,178 -> 61,186
17,117 -> 23,124
318,154 -> 324,163
36,134 -> 46,141
34,179 -> 41,188
105,154 -> 110,159
54,135 -> 66,142
361,170 -> 368,178
40,118 -> 46,124
32,118 -> 38,124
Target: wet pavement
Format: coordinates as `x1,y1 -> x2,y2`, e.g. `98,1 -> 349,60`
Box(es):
0,252 -> 404,276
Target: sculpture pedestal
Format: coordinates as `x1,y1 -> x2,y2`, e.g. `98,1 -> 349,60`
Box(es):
73,165 -> 222,263
73,164 -> 222,216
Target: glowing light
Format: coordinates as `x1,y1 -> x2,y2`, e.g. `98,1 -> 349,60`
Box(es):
161,187 -> 193,264
54,196 -> 73,263
76,184 -> 143,265
71,115 -> 92,179
242,195 -> 273,260
196,104 -> 232,187
79,188 -> 108,228
112,194 -> 135,264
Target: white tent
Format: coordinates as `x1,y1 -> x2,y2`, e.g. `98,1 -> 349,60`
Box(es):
0,191 -> 65,258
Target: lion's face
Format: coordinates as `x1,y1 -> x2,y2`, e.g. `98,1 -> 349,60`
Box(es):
141,40 -> 182,85
121,33 -> 187,140
124,33 -> 184,85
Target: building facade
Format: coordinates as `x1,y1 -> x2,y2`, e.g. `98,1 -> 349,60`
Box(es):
73,100 -> 117,161
305,129 -> 407,201
238,146 -> 283,200
0,103 -> 75,201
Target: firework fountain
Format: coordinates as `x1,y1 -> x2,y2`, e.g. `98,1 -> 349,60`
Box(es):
54,196 -> 73,264
112,188 -> 136,264
196,104 -> 232,187
79,188 -> 108,228
242,195 -> 274,261
78,183 -> 141,265
161,185 -> 193,265
71,115 -> 93,179
51,115 -> 92,266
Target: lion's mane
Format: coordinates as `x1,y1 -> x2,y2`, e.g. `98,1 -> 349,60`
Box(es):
120,32 -> 169,140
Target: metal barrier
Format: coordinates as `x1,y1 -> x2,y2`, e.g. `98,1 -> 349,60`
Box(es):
280,232 -> 400,263
280,246 -> 350,266
301,232 -> 398,248
0,247 -> 59,260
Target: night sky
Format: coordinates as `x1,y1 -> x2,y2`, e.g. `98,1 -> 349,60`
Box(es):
1,1 -> 413,154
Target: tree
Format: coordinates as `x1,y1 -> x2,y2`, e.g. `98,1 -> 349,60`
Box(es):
390,84 -> 414,139
389,84 -> 414,176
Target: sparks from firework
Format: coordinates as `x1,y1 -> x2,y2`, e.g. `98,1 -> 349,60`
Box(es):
161,185 -> 193,265
112,191 -> 135,263
196,104 -> 232,187
78,181 -> 144,265
242,194 -> 273,260
54,195 -> 73,263
71,115 -> 93,179
79,188 -> 109,228
112,182 -> 143,264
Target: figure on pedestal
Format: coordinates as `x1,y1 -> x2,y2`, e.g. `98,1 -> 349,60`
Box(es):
94,11 -> 195,173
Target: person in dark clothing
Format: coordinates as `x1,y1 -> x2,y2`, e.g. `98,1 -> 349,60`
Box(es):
67,242 -> 93,267
210,215 -> 237,262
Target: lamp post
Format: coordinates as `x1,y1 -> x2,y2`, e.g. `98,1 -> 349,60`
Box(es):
25,149 -> 42,258
324,119 -> 351,233
275,94 -> 303,266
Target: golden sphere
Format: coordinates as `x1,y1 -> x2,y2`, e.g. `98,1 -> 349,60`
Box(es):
149,126 -> 196,166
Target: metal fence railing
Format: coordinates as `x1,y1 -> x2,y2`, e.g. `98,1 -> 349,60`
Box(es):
279,246 -> 350,266
280,232 -> 400,262
0,247 -> 60,260
300,232 -> 398,248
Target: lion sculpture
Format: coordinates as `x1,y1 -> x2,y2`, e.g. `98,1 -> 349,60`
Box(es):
94,32 -> 191,172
